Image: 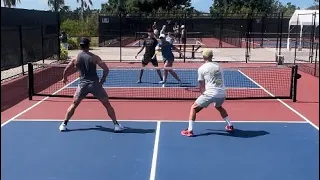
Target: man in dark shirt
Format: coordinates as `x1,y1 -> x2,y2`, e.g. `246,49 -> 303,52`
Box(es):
59,37 -> 124,132
60,31 -> 68,50
135,29 -> 163,83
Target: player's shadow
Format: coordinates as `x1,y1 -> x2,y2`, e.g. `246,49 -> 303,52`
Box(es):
194,129 -> 270,138
64,125 -> 155,134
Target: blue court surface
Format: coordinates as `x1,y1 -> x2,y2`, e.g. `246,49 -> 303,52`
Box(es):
1,120 -> 319,180
67,69 -> 259,89
132,39 -> 200,46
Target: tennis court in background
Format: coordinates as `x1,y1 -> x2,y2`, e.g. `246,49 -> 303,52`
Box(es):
1,63 -> 319,180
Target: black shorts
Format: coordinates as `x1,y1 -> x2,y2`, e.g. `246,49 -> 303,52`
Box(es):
142,55 -> 158,66
181,38 -> 186,44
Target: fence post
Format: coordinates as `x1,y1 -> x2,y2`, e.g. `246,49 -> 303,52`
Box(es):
278,12 -> 284,56
219,15 -> 223,48
57,12 -> 61,60
309,13 -> 316,63
293,14 -> 300,64
314,43 -> 318,76
183,13 -> 187,63
41,24 -> 45,64
119,12 -> 122,62
18,25 -> 25,75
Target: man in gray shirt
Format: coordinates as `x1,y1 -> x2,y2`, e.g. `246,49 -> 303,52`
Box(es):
59,37 -> 124,132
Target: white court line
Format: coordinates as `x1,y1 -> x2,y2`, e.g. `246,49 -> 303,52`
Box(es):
238,70 -> 319,130
13,119 -> 308,123
1,78 -> 79,127
149,121 -> 161,180
64,86 -> 262,90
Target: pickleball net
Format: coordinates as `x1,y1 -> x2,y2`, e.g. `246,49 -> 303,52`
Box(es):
27,63 -> 298,101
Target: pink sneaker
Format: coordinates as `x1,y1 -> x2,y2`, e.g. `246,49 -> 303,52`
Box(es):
181,129 -> 194,137
225,125 -> 235,132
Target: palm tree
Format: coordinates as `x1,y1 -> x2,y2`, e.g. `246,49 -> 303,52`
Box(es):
2,0 -> 21,7
47,0 -> 65,11
76,0 -> 93,19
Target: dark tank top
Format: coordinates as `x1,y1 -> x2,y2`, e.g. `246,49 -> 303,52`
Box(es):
76,51 -> 99,85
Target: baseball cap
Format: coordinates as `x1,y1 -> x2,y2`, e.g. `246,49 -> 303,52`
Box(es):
202,48 -> 213,58
79,37 -> 90,45
159,34 -> 166,38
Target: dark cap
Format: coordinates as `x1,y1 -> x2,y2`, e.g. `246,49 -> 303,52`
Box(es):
79,37 -> 90,45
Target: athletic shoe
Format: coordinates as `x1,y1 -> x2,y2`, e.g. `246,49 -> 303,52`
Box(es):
137,79 -> 142,83
225,125 -> 234,132
181,129 -> 194,137
59,123 -> 67,132
114,124 -> 125,132
158,80 -> 165,84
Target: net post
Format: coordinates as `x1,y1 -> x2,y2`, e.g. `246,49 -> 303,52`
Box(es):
28,63 -> 34,100
292,65 -> 299,102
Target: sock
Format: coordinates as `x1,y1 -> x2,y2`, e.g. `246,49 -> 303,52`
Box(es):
224,116 -> 232,126
188,120 -> 194,131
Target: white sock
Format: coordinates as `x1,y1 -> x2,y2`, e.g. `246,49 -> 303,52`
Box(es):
188,120 -> 194,131
224,116 -> 232,126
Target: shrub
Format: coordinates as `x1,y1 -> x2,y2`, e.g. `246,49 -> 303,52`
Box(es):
68,37 -> 79,50
60,45 -> 68,62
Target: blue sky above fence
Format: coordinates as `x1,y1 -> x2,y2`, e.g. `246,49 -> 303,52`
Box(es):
1,0 -> 315,13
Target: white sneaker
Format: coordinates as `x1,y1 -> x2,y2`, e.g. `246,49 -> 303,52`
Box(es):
59,123 -> 67,132
114,124 -> 125,132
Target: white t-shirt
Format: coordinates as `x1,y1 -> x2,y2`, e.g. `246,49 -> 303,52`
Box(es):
166,36 -> 174,44
197,62 -> 226,97
160,29 -> 166,36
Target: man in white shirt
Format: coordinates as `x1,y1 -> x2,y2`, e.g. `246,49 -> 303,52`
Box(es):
181,48 -> 234,137
160,25 -> 166,36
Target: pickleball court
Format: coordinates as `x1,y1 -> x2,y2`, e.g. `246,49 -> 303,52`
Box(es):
1,62 -> 319,180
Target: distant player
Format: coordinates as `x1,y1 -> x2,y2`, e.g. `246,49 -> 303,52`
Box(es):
173,22 -> 180,40
135,29 -> 163,83
152,22 -> 159,38
180,25 -> 186,44
152,22 -> 157,31
155,34 -> 182,86
160,25 -> 166,36
181,48 -> 234,137
166,32 -> 174,44
59,37 -> 124,132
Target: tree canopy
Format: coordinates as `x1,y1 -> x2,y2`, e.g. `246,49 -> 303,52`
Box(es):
209,0 -> 300,17
100,0 -> 194,14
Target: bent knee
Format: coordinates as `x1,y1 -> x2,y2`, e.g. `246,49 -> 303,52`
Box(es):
191,103 -> 202,112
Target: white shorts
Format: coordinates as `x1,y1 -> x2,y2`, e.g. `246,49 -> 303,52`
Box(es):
195,94 -> 225,108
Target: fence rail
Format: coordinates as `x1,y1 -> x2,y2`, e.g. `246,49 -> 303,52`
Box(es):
2,11 -> 319,82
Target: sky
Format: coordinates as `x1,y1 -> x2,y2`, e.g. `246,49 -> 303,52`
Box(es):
1,0 -> 316,12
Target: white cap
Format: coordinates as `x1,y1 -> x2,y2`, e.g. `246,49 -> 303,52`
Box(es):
181,25 -> 185,29
159,34 -> 166,38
